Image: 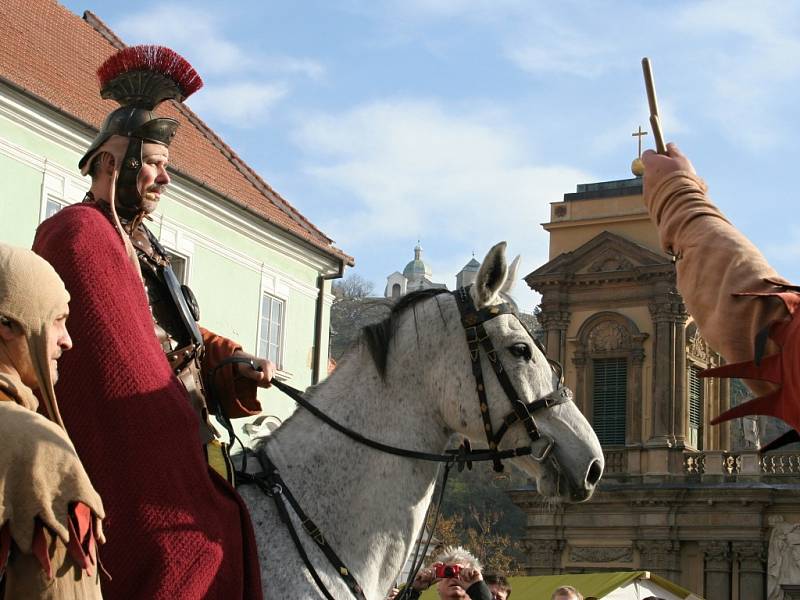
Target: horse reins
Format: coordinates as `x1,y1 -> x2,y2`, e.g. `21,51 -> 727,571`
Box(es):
211,286 -> 570,600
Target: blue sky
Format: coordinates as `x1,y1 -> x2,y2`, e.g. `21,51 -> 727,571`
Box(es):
62,0 -> 800,310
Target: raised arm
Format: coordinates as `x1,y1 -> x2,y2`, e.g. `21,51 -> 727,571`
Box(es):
642,144 -> 788,389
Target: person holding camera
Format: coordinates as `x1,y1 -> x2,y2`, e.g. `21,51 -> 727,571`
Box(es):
389,546 -> 492,600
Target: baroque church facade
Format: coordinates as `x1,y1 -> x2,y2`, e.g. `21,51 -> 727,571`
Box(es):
514,170 -> 800,600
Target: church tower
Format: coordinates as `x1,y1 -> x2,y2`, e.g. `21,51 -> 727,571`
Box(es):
456,257 -> 480,289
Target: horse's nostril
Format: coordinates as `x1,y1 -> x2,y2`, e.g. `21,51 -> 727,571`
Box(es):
586,459 -> 603,486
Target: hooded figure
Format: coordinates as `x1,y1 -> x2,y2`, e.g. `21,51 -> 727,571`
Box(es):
33,46 -> 265,599
0,242 -> 104,599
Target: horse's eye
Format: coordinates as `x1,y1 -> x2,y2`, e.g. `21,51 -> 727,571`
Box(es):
509,343 -> 532,361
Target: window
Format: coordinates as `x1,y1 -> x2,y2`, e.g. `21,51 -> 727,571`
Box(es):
163,250 -> 189,285
391,283 -> 401,298
45,197 -> 66,219
258,293 -> 285,368
688,365 -> 704,450
592,357 -> 627,445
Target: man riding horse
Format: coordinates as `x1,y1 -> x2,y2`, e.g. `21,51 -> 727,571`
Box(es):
34,46 -> 273,599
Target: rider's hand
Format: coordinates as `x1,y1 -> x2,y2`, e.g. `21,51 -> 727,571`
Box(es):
385,587 -> 400,600
642,142 -> 696,195
233,350 -> 275,388
458,565 -> 483,587
412,566 -> 436,591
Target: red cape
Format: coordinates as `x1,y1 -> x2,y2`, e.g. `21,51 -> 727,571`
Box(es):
705,287 -> 800,451
34,204 -> 262,600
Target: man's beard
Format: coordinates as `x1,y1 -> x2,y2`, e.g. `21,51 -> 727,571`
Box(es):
116,184 -> 164,217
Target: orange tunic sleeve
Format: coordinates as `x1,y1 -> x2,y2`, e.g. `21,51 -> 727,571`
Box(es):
644,171 -> 789,396
200,327 -> 262,418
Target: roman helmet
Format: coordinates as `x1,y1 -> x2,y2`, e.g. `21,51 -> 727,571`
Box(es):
79,45 -> 203,211
0,243 -> 70,429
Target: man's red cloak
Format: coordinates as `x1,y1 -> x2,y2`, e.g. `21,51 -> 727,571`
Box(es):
34,204 -> 263,600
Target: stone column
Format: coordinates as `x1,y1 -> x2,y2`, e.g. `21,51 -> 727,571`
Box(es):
734,541 -> 766,600
718,377 -> 731,450
673,316 -> 688,446
628,347 -> 645,445
572,350 -> 588,414
701,540 -> 732,600
539,309 -> 570,367
647,294 -> 687,447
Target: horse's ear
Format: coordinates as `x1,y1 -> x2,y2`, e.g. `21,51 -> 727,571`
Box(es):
501,254 -> 521,296
472,242 -> 508,308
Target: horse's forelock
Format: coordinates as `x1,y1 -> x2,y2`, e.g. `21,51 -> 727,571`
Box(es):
362,288 -> 451,379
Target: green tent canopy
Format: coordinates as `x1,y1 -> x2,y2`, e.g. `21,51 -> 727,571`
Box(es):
420,571 -> 704,600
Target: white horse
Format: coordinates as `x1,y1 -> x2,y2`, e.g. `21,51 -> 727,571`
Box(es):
238,242 -> 604,599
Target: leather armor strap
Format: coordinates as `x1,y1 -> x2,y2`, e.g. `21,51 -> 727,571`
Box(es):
249,451 -> 367,600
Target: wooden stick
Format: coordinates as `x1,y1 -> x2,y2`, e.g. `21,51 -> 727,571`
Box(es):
642,57 -> 667,154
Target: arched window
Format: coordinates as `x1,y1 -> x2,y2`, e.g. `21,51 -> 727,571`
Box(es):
573,313 -> 648,447
391,283 -> 401,298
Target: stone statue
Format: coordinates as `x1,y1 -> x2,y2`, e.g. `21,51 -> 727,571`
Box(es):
743,416 -> 761,449
768,516 -> 800,600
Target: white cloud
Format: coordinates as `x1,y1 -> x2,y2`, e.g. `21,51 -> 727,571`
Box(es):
114,5 -> 255,76
293,99 -> 593,285
673,0 -> 800,150
187,82 -> 289,125
113,3 -> 324,125
504,18 -> 616,79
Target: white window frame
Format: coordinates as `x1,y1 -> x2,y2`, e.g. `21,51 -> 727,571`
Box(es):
257,274 -> 290,375
158,223 -> 195,287
258,292 -> 286,370
38,161 -> 88,223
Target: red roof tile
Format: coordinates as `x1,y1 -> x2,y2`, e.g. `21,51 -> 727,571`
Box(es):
0,0 -> 353,266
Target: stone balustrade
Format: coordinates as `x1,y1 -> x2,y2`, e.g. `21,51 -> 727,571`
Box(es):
683,450 -> 800,478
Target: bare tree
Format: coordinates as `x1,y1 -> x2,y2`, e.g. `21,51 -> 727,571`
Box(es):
330,273 -> 390,361
332,273 -> 375,301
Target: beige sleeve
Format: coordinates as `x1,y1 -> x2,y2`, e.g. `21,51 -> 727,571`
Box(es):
644,171 -> 788,375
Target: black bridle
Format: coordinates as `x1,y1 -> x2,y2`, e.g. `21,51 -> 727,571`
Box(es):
452,286 -> 568,472
214,286 -> 570,600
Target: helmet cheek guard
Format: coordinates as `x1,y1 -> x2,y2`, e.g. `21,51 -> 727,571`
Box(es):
78,45 -> 201,194
116,137 -> 144,214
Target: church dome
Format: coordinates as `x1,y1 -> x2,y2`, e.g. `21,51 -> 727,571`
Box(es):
403,244 -> 432,280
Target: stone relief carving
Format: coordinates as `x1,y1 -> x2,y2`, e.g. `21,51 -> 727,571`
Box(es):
588,321 -> 630,352
588,255 -> 635,273
768,517 -> 800,600
687,329 -> 711,363
699,540 -> 731,565
569,546 -> 633,563
733,540 -> 766,565
637,540 -> 679,568
523,540 -> 562,567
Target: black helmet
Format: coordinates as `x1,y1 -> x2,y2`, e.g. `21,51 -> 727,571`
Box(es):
79,46 -> 202,200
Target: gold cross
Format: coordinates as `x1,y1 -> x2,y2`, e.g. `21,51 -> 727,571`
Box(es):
632,126 -> 648,158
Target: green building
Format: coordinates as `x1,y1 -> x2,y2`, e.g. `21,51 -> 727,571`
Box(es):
0,0 -> 353,437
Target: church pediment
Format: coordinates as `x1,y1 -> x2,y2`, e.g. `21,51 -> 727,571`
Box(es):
525,231 -> 670,285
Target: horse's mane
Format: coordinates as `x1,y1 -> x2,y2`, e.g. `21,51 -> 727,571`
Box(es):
362,288 -> 451,379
